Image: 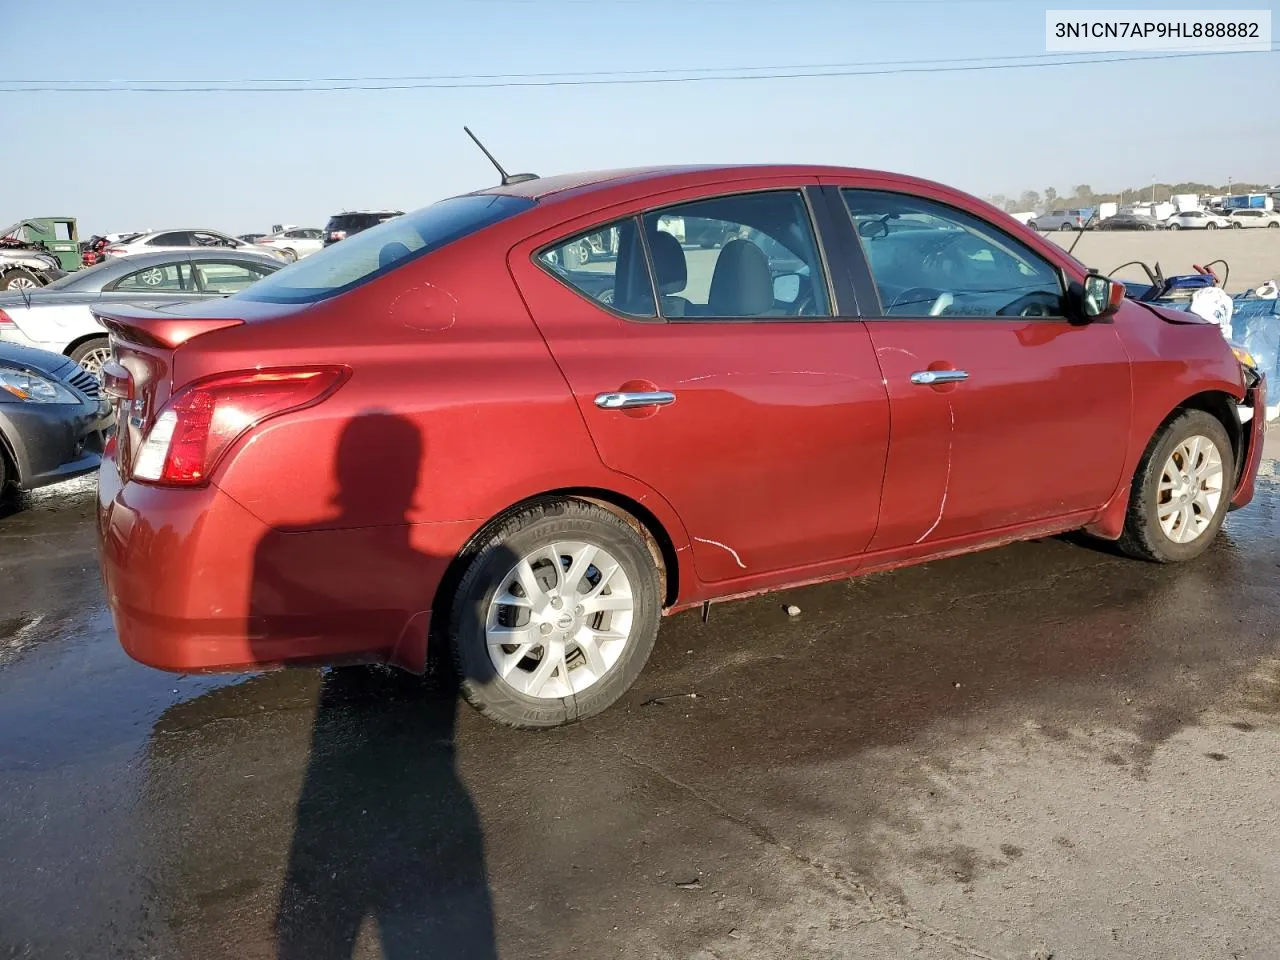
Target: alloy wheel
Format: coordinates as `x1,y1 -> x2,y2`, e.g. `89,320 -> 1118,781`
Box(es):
1157,435 -> 1224,544
485,541 -> 634,699
79,346 -> 113,382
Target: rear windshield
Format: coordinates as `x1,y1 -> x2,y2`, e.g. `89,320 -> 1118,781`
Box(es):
242,195 -> 533,304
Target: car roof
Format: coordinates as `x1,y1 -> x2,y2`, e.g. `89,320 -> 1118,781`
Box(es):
470,163 -> 974,205
141,228 -> 234,236
102,249 -> 281,270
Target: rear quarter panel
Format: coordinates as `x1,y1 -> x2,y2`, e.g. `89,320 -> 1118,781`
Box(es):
201,238 -> 693,565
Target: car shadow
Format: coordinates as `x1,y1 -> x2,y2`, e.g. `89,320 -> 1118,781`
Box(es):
247,412 -> 500,960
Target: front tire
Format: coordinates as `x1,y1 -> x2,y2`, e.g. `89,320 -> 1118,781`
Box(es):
1168,223 -> 1180,230
448,499 -> 661,728
0,268 -> 40,291
1206,222 -> 1219,230
1117,410 -> 1233,563
1059,223 -> 1074,232
70,337 -> 112,381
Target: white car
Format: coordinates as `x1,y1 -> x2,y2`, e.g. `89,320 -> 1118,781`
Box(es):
104,228 -> 286,260
0,249 -> 283,379
1165,210 -> 1230,230
1222,209 -> 1280,229
253,227 -> 324,261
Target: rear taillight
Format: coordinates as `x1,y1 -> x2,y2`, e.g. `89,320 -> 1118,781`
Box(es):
0,309 -> 13,328
105,247 -> 126,257
328,230 -> 346,242
132,366 -> 348,486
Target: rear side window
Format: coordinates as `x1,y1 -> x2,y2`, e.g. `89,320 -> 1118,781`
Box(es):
109,262 -> 194,292
539,219 -> 656,318
195,260 -> 276,294
149,232 -> 191,247
243,195 -> 533,304
641,190 -> 831,319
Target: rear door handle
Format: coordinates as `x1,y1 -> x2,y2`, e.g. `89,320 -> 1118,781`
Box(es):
910,370 -> 969,386
594,391 -> 676,410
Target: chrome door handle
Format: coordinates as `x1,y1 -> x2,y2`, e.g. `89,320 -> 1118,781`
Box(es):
910,370 -> 969,386
594,390 -> 676,410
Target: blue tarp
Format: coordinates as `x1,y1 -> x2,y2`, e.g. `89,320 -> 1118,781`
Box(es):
1152,293 -> 1280,382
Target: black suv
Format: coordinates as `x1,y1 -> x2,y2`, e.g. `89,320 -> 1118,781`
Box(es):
323,210 -> 404,246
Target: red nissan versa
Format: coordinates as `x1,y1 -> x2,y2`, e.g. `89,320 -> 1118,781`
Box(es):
95,165 -> 1268,728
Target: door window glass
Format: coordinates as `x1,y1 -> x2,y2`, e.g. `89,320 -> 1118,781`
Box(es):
844,189 -> 1066,318
195,261 -> 274,293
109,262 -> 194,292
538,218 -> 656,318
641,190 -> 830,318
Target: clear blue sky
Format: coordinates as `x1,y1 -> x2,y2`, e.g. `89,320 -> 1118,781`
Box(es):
4,0 -> 1276,235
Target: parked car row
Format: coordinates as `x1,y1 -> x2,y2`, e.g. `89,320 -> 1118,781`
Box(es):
1031,207 -> 1280,232
0,249 -> 285,380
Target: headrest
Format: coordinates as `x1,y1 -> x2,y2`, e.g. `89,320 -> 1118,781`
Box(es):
708,239 -> 773,316
647,230 -> 687,295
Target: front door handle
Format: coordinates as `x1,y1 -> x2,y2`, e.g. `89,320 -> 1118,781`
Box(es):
910,370 -> 969,386
594,390 -> 676,410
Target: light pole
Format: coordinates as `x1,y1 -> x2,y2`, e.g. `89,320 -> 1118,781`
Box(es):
1151,176 -> 1156,204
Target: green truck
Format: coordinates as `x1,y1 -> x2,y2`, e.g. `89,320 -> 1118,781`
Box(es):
0,218 -> 81,290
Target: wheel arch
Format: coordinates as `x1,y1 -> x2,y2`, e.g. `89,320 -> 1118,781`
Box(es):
64,330 -> 110,358
432,488 -> 680,616
428,487 -> 686,659
1086,387 -> 1242,540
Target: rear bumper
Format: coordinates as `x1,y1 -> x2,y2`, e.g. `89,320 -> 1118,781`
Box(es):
97,457 -> 471,674
1230,375 -> 1267,511
0,397 -> 111,490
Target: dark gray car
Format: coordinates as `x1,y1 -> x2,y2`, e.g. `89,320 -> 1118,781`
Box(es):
0,249 -> 284,379
0,341 -> 112,495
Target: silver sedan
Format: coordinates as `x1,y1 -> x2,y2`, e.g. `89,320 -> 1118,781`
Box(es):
0,249 -> 285,379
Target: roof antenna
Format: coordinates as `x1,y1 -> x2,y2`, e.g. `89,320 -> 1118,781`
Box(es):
1066,210 -> 1098,257
463,126 -> 538,186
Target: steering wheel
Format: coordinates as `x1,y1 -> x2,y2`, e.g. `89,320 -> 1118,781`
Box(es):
998,293 -> 1058,318
891,287 -> 952,316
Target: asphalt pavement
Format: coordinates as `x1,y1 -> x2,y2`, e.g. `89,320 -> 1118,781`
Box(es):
2,438 -> 1279,959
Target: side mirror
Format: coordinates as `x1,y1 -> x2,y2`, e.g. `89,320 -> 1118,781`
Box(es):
773,273 -> 801,304
1080,272 -> 1125,319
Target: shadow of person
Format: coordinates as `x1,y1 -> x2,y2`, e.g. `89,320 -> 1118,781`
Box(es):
249,412 -> 498,960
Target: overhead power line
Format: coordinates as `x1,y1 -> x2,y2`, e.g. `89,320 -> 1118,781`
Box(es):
9,41 -> 1272,86
3,46 -> 1275,94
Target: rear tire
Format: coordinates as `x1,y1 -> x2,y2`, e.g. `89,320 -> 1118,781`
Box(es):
1206,222 -> 1218,230
1117,410 -> 1234,563
447,499 -> 661,728
1268,222 -> 1279,229
281,248 -> 298,262
1059,223 -> 1073,232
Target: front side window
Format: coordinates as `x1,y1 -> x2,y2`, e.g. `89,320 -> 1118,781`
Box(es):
844,189 -> 1065,318
538,218 -> 655,318
195,261 -> 275,294
110,262 -> 194,292
241,194 -> 533,304
641,190 -> 830,319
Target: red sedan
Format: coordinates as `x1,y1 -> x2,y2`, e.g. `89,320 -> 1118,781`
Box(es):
95,165 -> 1268,728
